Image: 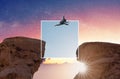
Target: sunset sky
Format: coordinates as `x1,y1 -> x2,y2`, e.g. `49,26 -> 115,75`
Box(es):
0,0 -> 120,45
1,0 -> 120,79
0,0 -> 120,60
43,58 -> 77,64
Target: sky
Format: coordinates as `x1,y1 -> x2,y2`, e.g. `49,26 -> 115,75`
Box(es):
1,0 -> 120,79
42,21 -> 78,57
1,0 -> 120,44
33,64 -> 78,79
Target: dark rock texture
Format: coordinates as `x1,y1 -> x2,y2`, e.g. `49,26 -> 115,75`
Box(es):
0,37 -> 45,79
74,42 -> 120,79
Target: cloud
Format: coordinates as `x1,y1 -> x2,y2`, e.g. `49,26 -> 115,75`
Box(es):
43,8 -> 52,16
10,22 -> 20,28
0,22 -> 4,28
0,21 -> 21,28
44,10 -> 52,15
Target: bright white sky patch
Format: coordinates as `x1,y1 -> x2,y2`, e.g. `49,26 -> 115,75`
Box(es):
74,61 -> 88,75
78,61 -> 88,74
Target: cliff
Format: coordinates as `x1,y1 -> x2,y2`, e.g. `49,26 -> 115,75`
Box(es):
0,37 -> 45,79
74,42 -> 120,79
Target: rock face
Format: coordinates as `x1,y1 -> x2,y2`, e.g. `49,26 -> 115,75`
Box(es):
0,37 -> 45,79
74,42 -> 120,79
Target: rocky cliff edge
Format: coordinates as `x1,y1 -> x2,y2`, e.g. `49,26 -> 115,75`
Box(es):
74,42 -> 120,79
0,37 -> 45,79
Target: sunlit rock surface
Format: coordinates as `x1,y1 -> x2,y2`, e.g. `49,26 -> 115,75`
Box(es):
0,37 -> 45,79
74,42 -> 120,79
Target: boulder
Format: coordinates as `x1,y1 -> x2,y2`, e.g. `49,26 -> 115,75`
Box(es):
74,42 -> 120,79
0,37 -> 45,79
